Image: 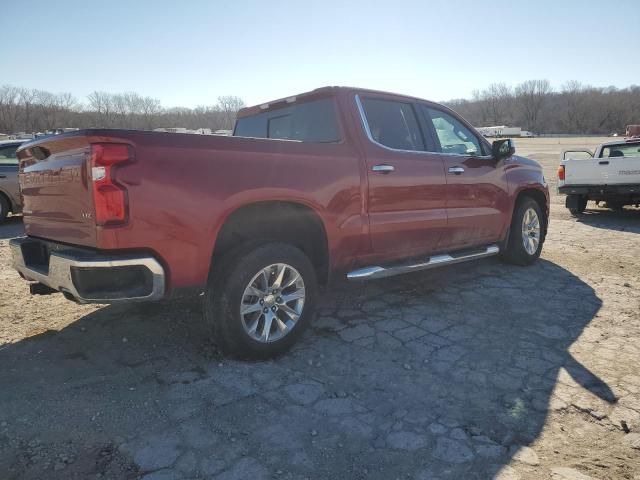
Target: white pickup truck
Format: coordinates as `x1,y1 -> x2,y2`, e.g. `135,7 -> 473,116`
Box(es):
558,138 -> 640,215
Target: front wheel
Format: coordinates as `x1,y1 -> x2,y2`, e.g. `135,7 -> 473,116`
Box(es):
501,197 -> 545,266
204,242 -> 318,359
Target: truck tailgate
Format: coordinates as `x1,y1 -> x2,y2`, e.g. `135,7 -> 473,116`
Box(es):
18,135 -> 97,246
564,156 -> 640,185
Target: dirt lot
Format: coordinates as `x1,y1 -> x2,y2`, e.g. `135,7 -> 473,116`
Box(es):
1,137 -> 639,479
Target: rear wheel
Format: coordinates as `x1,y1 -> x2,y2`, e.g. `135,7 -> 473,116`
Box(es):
567,194 -> 587,216
0,195 -> 9,223
203,242 -> 318,359
502,197 -> 544,266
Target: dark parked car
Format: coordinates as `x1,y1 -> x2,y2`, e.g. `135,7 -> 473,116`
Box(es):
0,140 -> 25,222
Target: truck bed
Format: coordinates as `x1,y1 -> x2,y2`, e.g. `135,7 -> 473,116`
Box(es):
17,129 -> 362,291
563,155 -> 640,186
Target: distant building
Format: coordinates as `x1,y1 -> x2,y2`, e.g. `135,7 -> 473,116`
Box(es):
12,132 -> 35,140
476,126 -> 533,138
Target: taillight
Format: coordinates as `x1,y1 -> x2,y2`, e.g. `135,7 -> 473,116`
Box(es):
90,143 -> 130,226
557,165 -> 565,181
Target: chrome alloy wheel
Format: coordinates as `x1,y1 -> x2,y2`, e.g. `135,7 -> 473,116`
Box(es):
240,263 -> 305,343
521,207 -> 541,255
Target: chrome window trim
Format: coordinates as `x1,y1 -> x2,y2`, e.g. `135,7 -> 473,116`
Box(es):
355,94 -> 493,159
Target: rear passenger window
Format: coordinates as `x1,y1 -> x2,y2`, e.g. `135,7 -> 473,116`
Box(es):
360,98 -> 425,151
234,98 -> 341,143
268,115 -> 293,139
424,107 -> 482,156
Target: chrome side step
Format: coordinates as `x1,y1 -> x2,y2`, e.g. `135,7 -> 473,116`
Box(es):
346,244 -> 500,280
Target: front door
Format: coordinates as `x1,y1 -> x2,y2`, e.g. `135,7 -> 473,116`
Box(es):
420,106 -> 510,250
358,96 -> 447,259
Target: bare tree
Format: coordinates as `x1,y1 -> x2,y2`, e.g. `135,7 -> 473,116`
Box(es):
87,91 -> 116,127
485,83 -> 513,126
0,85 -> 22,133
561,81 -> 589,133
217,95 -> 245,130
140,96 -> 162,130
18,88 -> 40,133
514,79 -> 552,132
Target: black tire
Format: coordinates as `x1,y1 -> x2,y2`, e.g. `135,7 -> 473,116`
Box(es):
0,195 -> 9,223
567,195 -> 587,216
501,197 -> 545,266
604,200 -> 625,211
203,242 -> 318,360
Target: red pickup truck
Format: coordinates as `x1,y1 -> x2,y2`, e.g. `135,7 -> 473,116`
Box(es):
11,87 -> 549,358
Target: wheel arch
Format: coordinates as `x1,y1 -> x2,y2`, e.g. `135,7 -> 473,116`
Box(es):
501,186 -> 549,249
514,187 -> 549,238
210,200 -> 330,285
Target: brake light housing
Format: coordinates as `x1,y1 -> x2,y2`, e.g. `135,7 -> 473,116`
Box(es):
90,143 -> 131,226
557,165 -> 565,181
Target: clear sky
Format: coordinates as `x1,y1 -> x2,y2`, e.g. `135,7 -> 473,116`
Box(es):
3,0 -> 639,108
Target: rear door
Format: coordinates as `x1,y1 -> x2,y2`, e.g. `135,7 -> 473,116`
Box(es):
420,106 -> 510,250
357,95 -> 447,259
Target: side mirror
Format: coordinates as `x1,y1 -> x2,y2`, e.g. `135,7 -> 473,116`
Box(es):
492,138 -> 515,160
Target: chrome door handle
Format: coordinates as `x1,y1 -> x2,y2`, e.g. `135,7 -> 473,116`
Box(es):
448,166 -> 465,174
372,164 -> 395,173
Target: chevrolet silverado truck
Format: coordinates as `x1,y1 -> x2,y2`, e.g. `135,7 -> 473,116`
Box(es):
559,138 -> 640,215
10,87 -> 549,358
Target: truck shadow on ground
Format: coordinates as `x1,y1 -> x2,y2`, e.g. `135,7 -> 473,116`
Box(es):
577,207 -> 640,234
0,216 -> 23,240
0,258 -> 613,479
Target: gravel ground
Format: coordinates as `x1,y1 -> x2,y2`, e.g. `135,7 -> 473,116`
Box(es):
1,138 -> 639,479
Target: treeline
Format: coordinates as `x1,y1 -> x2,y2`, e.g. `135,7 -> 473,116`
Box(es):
446,80 -> 640,134
0,85 -> 245,134
3,81 -> 639,136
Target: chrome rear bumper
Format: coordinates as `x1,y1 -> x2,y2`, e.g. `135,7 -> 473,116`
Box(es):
10,237 -> 165,303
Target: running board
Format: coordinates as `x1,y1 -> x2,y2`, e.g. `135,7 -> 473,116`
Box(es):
347,245 -> 500,280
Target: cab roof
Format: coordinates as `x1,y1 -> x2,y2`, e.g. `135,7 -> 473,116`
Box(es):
236,86 -> 437,118
600,138 -> 640,148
